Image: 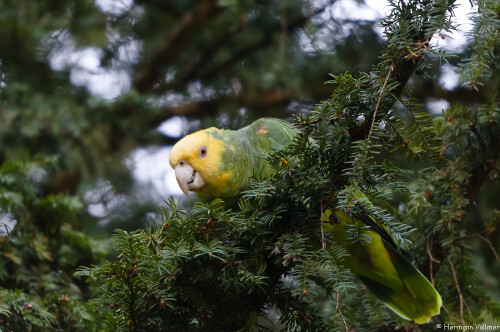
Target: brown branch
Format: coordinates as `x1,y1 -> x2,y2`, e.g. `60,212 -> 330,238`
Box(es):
144,87 -> 331,129
356,63 -> 395,182
336,290 -> 349,332
133,0 -> 224,93
445,254 -> 475,328
441,304 -> 462,324
426,235 -> 440,285
348,57 -> 419,141
446,254 -> 465,326
476,234 -> 500,262
369,63 -> 395,140
349,34 -> 431,141
145,4 -> 329,95
455,232 -> 500,262
152,90 -> 293,124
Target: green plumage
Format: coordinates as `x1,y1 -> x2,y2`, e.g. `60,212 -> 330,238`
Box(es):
196,118 -> 298,202
172,117 -> 442,323
323,208 -> 442,323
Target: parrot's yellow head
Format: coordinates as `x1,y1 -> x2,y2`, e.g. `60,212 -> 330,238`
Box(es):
169,128 -> 232,197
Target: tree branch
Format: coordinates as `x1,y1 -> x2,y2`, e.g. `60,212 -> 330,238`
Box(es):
349,28 -> 432,141
144,85 -> 331,129
133,0 -> 224,93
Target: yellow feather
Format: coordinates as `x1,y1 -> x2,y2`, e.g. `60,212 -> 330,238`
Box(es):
169,128 -> 234,198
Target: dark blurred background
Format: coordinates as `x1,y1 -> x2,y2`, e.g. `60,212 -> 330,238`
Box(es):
0,0 -> 498,301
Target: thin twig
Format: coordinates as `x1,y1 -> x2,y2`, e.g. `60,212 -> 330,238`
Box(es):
426,235 -> 440,285
453,231 -> 485,240
356,63 -> 395,182
320,204 -> 327,250
477,234 -> 500,261
441,304 -> 462,324
446,254 -> 465,326
453,232 -> 500,261
336,290 -> 349,332
466,305 -> 476,331
445,254 -> 475,329
368,63 -> 395,141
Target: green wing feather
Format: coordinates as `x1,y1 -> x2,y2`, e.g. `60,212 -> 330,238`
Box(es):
323,208 -> 442,323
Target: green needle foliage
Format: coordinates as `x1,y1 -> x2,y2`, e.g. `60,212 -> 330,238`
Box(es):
0,156 -> 109,331
75,1 -> 500,331
1,0 -> 499,331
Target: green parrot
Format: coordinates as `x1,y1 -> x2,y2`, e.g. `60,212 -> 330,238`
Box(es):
169,118 -> 296,203
169,117 -> 442,324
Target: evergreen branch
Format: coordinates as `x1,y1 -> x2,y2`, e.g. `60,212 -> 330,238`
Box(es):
391,98 -> 444,169
349,0 -> 453,142
66,1 -> 500,329
355,63 -> 395,183
459,0 -> 500,87
348,55 -> 421,141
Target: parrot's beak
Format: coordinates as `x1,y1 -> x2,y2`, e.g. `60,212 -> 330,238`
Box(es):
174,161 -> 205,196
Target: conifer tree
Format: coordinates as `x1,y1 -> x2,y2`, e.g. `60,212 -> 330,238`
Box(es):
0,0 -> 498,331
75,0 -> 500,330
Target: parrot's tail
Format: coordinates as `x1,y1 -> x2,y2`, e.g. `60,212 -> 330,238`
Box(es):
358,254 -> 442,324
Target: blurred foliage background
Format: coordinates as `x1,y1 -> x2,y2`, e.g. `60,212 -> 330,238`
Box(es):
0,0 -> 498,330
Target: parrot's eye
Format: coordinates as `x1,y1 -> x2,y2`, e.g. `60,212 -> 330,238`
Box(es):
199,146 -> 208,158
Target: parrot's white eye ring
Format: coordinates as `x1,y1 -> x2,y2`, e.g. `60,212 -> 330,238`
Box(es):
199,146 -> 208,158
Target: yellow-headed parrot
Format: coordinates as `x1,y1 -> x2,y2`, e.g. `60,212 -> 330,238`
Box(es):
169,117 -> 442,324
